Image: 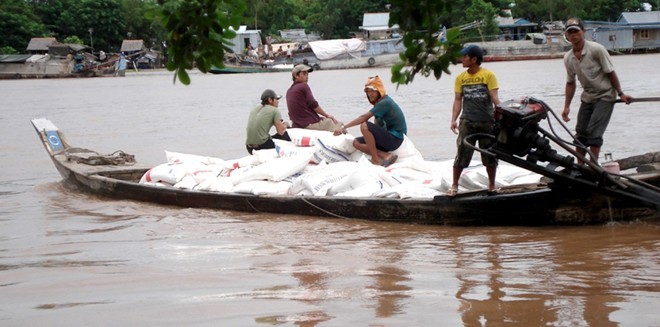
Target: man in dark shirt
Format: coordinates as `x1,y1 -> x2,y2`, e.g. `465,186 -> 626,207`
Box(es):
448,45 -> 501,197
285,64 -> 341,132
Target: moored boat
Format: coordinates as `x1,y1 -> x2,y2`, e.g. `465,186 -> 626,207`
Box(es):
467,39 -> 571,62
211,37 -> 405,73
303,38 -> 405,70
209,63 -> 292,74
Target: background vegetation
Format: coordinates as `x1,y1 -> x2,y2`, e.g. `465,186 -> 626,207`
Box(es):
0,0 -> 647,54
0,0 -> 648,83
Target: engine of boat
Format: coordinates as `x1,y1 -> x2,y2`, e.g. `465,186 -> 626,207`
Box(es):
494,97 -> 574,166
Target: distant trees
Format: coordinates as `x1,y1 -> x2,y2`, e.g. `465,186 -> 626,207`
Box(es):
511,0 -> 645,23
1,0 -> 163,54
239,0 -> 391,39
464,0 -> 501,42
0,0 -> 47,53
0,0 -> 648,82
388,0 -> 646,85
0,0 -> 647,54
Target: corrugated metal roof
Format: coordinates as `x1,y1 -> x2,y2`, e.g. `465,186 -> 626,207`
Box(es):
47,43 -> 89,56
497,14 -> 537,28
0,54 -> 33,63
515,18 -> 534,25
362,13 -> 390,28
121,39 -> 145,52
280,29 -> 307,39
585,19 -> 660,30
26,38 -> 57,51
230,25 -> 261,35
619,11 -> 660,24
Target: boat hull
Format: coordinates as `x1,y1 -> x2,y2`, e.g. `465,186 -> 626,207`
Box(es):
49,153 -> 659,226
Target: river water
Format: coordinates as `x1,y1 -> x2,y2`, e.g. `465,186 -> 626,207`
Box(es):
1,54 -> 659,326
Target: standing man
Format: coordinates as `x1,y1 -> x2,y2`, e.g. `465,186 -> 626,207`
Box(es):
334,75 -> 405,167
562,17 -> 632,164
448,45 -> 501,197
245,89 -> 290,154
266,35 -> 274,59
286,64 -> 341,132
286,45 -> 293,63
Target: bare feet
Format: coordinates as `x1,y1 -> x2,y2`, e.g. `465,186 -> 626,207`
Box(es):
380,154 -> 398,167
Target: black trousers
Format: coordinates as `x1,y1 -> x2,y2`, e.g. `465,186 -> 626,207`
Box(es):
246,131 -> 291,154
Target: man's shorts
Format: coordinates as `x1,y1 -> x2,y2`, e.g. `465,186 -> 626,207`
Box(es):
575,100 -> 615,147
355,121 -> 403,152
453,119 -> 497,168
306,117 -> 341,133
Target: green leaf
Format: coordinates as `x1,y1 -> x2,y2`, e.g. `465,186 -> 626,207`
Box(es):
177,68 -> 190,85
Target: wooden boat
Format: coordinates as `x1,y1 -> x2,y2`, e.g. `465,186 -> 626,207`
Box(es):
302,38 -> 405,70
209,63 -> 292,74
32,113 -> 660,226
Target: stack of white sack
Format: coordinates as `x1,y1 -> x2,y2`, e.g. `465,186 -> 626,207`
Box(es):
138,128 -> 542,198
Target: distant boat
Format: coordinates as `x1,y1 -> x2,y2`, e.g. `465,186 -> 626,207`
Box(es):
473,36 -> 571,62
303,38 -> 405,70
212,37 -> 405,74
209,62 -> 292,74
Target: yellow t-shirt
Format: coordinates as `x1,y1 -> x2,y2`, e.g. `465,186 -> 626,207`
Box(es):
454,67 -> 499,122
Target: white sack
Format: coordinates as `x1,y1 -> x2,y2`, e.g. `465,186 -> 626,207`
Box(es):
230,153 -> 313,184
232,180 -> 292,195
165,150 -> 225,165
195,176 -> 235,192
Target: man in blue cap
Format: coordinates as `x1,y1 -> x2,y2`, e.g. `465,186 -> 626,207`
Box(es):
448,44 -> 501,197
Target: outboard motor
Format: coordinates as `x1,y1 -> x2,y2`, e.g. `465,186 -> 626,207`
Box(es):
465,96 -> 660,207
494,97 -> 574,169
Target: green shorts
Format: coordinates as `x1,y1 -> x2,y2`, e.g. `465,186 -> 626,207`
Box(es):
453,119 -> 498,168
306,118 -> 341,133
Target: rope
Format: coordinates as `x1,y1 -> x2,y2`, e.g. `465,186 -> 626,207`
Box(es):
64,148 -> 135,166
245,196 -> 350,219
245,199 -> 262,213
300,197 -> 351,219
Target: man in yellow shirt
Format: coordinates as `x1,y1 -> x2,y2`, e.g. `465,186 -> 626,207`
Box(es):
448,45 -> 501,196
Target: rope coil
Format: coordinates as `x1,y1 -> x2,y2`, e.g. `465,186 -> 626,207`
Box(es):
63,147 -> 135,166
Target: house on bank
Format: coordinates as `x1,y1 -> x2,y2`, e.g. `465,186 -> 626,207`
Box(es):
496,10 -> 538,41
359,12 -> 401,39
0,38 -> 93,79
26,37 -> 57,54
583,11 -> 660,52
120,39 -> 162,69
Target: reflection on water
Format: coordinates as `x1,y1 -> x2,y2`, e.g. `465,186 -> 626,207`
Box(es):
367,266 -> 411,317
452,228 -> 660,326
1,55 -> 659,325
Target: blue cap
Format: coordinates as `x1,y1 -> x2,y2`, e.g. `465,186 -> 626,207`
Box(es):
459,45 -> 484,61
